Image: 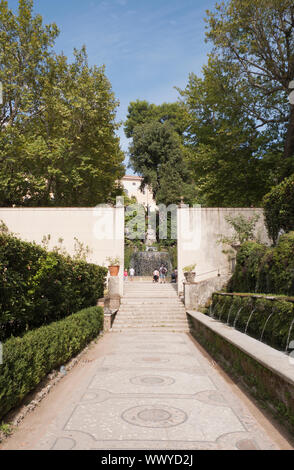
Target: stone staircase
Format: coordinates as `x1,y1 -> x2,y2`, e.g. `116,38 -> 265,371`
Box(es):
112,282 -> 190,332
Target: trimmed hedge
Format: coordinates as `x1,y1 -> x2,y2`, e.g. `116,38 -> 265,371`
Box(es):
0,233 -> 107,340
0,306 -> 103,420
210,293 -> 294,352
228,232 -> 294,296
263,174 -> 294,244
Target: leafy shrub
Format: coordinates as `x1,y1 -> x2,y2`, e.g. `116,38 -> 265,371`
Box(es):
210,294 -> 294,352
0,233 -> 107,340
0,306 -> 103,420
227,241 -> 267,293
228,233 -> 294,297
263,174 -> 294,243
257,233 -> 294,295
218,213 -> 260,247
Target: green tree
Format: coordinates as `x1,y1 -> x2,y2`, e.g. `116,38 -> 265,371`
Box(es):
263,173 -> 294,243
124,100 -> 188,139
128,121 -> 192,206
205,0 -> 294,174
178,55 -> 284,206
0,0 -> 124,207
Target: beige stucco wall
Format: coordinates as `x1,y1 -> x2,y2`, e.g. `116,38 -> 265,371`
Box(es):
177,207 -> 269,294
0,206 -> 125,295
122,177 -> 157,210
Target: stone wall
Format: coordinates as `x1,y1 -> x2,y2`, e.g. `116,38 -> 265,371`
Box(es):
177,207 -> 269,294
0,206 -> 125,295
184,274 -> 231,310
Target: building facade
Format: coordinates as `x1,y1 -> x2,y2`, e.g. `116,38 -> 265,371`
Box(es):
121,175 -> 157,210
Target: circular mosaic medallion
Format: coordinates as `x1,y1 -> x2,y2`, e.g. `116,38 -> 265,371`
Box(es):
122,405 -> 187,428
130,375 -> 175,386
139,409 -> 171,422
122,405 -> 188,428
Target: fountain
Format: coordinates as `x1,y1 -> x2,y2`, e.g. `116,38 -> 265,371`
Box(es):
218,302 -> 228,321
226,303 -> 235,325
285,317 -> 294,353
209,302 -> 218,318
130,251 -> 173,277
245,308 -> 256,335
260,307 -> 275,343
233,306 -> 244,328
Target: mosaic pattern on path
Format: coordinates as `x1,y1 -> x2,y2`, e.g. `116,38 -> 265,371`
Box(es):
32,332 -> 280,450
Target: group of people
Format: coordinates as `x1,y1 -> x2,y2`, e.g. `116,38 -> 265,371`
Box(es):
123,267 -> 135,281
153,265 -> 168,284
153,266 -> 178,284
123,266 -> 178,283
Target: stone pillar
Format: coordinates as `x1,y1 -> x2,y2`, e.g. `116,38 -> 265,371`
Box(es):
105,276 -> 121,310
103,277 -> 121,332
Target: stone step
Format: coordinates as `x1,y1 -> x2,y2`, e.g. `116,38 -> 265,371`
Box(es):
118,307 -> 186,311
113,323 -> 189,329
124,289 -> 178,297
116,316 -> 187,320
114,281 -> 187,332
114,321 -> 188,324
117,314 -> 186,318
123,300 -> 179,302
112,322 -> 189,327
117,315 -> 187,320
120,305 -> 183,309
112,327 -> 190,332
116,312 -> 186,319
124,286 -> 177,290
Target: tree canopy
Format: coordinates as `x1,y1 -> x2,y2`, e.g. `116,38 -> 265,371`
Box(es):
126,0 -> 294,208
205,0 -> 294,172
129,121 -> 192,206
177,56 -> 284,206
0,0 -> 124,207
125,100 -> 195,206
124,100 -> 188,139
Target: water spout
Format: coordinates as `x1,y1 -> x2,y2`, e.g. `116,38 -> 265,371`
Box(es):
285,317 -> 294,353
233,306 -> 244,329
210,300 -> 219,319
209,302 -> 214,318
245,308 -> 256,335
219,302 -> 227,322
226,303 -> 235,325
260,307 -> 275,343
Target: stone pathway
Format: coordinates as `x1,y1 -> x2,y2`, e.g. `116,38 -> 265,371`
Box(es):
2,330 -> 291,450
1,281 -> 292,450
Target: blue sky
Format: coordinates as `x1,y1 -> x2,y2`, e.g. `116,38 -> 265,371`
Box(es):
8,0 -> 216,163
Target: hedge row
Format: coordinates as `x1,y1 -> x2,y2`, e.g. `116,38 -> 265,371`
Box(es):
0,306 -> 103,420
0,233 -> 107,340
210,293 -> 294,352
227,232 -> 294,296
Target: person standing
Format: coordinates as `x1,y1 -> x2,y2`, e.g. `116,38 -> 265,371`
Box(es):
171,270 -> 176,283
153,269 -> 159,283
129,267 -> 135,281
124,269 -> 128,282
159,265 -> 167,284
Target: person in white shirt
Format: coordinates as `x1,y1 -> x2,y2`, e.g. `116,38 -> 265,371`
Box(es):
153,269 -> 159,283
129,267 -> 135,281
